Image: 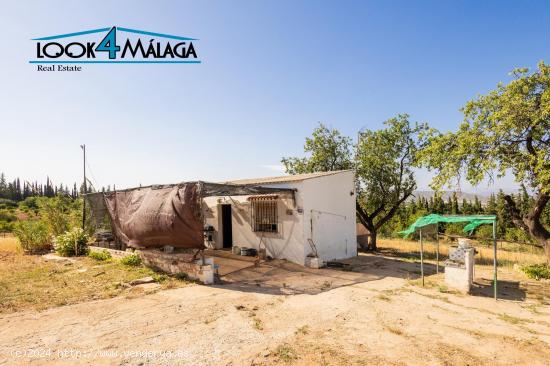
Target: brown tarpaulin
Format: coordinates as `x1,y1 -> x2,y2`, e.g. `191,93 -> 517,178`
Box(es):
90,182 -> 295,249
104,183 -> 204,249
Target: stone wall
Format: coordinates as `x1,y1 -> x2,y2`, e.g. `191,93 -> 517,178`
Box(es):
137,249 -> 214,284
88,246 -> 130,259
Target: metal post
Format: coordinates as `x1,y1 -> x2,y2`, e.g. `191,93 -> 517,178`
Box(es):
493,220 -> 498,300
436,224 -> 439,274
420,228 -> 424,286
81,144 -> 86,230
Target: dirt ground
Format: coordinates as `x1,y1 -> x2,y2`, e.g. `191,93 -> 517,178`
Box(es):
0,252 -> 549,366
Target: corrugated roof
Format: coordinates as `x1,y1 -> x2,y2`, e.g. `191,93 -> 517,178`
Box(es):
225,170 -> 353,185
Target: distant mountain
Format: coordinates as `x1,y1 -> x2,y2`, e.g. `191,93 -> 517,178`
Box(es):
409,190 -> 490,204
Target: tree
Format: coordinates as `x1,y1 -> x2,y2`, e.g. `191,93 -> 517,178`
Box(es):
281,123 -> 353,174
420,61 -> 550,262
355,115 -> 429,250
281,116 -> 429,251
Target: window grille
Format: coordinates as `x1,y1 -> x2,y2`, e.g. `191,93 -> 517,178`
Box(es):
249,197 -> 278,232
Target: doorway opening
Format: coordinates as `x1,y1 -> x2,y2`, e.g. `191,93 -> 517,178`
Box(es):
221,204 -> 233,249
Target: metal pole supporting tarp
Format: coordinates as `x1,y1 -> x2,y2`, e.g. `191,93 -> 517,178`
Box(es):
420,228 -> 425,286
493,219 -> 498,300
435,224 -> 439,274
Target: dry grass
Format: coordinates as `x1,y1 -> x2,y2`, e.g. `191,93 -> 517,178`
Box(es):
0,236 -> 23,254
378,238 -> 546,268
0,237 -> 190,314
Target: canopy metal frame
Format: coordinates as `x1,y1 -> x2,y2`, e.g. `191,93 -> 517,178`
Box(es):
403,214 -> 498,300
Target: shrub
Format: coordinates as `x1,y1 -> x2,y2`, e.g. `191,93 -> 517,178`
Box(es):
0,220 -> 14,233
521,264 -> 550,280
120,253 -> 141,266
13,220 -> 51,253
0,210 -> 17,222
0,198 -> 17,209
54,228 -> 89,257
38,196 -> 82,237
88,249 -> 112,261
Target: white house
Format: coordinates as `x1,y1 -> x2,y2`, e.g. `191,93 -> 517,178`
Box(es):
202,170 -> 357,265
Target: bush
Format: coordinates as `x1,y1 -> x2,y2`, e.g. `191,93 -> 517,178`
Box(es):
88,249 -> 112,261
54,228 -> 89,257
38,196 -> 82,237
13,221 -> 51,253
521,264 -> 550,280
120,253 -> 141,266
0,210 -> 17,222
0,198 -> 17,209
0,220 -> 14,233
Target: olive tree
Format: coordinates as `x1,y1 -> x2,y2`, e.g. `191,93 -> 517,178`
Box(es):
420,62 -> 550,261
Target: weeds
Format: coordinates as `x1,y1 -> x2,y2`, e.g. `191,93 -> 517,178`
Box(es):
253,317 -> 264,330
120,253 -> 141,266
88,250 -> 112,261
275,343 -> 297,363
521,264 -> 550,280
498,313 -> 532,325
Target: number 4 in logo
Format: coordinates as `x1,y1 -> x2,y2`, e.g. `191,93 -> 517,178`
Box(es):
96,27 -> 120,59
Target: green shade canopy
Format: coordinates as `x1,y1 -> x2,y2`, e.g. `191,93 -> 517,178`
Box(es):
399,214 -> 496,237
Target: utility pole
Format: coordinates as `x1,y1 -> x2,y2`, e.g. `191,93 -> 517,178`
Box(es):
80,144 -> 86,229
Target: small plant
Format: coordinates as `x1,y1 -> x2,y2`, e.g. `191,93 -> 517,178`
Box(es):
253,317 -> 264,330
437,285 -> 449,293
521,264 -> 550,280
88,249 -> 112,261
152,273 -> 168,283
54,228 -> 89,257
120,253 -> 141,266
295,325 -> 310,335
13,220 -> 51,253
175,272 -> 189,281
275,344 -> 297,363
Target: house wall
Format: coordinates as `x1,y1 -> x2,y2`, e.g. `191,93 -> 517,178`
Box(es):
202,170 -> 357,266
301,171 -> 357,262
202,182 -> 307,265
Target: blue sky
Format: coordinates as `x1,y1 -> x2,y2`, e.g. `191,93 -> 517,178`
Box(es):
1,1 -> 549,193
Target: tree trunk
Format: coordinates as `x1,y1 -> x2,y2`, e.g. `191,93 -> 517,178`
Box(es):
367,230 -> 378,251
504,193 -> 550,263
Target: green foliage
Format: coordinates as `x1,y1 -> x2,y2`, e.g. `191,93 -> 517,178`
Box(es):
54,227 -> 89,257
281,123 -> 353,174
0,221 -> 14,232
420,61 -> 550,193
418,62 -> 550,258
38,196 -> 82,237
521,264 -> 550,280
88,249 -> 112,261
0,210 -> 17,222
175,272 -> 189,281
13,220 -> 51,253
19,197 -> 39,214
281,116 -> 430,249
120,253 -> 141,266
0,198 -> 17,209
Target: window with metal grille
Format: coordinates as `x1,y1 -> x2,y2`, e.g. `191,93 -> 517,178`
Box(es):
250,197 -> 278,232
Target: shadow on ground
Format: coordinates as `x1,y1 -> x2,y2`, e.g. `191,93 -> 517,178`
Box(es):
471,278 -> 527,301
212,253 -> 439,295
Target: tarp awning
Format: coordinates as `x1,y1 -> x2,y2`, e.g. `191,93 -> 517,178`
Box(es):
399,214 -> 496,237
85,181 -> 296,249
